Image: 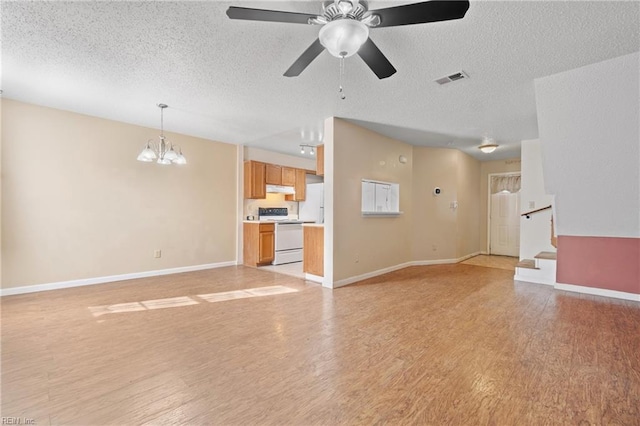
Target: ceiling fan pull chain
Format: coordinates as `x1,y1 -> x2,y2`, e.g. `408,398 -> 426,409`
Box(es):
338,55 -> 346,100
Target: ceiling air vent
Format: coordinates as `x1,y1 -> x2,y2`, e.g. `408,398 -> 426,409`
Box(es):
435,71 -> 469,85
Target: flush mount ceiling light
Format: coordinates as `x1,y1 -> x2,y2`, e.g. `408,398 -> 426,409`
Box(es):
478,137 -> 498,154
300,144 -> 316,155
137,103 -> 186,165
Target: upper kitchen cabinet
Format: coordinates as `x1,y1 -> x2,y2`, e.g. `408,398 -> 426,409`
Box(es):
295,169 -> 306,200
285,168 -> 307,201
244,160 -> 266,199
281,167 -> 296,186
265,164 -> 282,185
316,144 -> 324,176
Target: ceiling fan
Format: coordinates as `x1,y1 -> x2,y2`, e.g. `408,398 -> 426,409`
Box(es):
226,0 -> 470,79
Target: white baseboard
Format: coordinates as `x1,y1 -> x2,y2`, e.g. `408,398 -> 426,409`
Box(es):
332,261 -> 415,288
0,261 -> 238,297
555,282 -> 640,302
514,274 -> 555,286
331,252 -> 481,288
304,273 -> 323,284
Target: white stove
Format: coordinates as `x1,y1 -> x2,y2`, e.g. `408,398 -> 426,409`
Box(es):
258,208 -> 303,265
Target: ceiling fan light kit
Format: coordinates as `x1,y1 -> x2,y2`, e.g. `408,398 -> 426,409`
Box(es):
226,0 -> 470,79
319,19 -> 369,58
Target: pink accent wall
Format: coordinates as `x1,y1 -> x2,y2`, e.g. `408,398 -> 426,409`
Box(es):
557,236 -> 640,294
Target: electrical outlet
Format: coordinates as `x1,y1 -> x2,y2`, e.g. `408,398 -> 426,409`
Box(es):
355,253 -> 359,263
529,201 -> 535,209
432,244 -> 438,251
154,249 -> 162,258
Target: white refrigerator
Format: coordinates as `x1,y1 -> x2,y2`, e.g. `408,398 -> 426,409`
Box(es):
299,183 -> 324,223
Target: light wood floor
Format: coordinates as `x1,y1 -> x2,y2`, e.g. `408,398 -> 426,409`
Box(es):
2,264 -> 639,425
461,254 -> 519,271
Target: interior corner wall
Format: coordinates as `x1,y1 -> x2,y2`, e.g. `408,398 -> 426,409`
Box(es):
1,99 -> 238,289
519,139 -> 556,260
455,151 -> 481,259
534,51 -> 640,295
411,147 -> 480,262
332,118 -> 413,283
479,158 -> 521,252
322,117 -> 334,287
411,147 -> 458,261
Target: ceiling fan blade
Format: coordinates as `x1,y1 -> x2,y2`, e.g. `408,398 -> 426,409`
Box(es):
370,0 -> 470,28
284,39 -> 325,77
226,6 -> 317,25
357,39 -> 397,79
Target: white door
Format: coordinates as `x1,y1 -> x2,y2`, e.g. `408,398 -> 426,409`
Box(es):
490,191 -> 520,256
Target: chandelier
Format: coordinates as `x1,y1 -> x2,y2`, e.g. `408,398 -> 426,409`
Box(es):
137,103 -> 186,165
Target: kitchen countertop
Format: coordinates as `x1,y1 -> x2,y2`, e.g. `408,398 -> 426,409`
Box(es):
243,220 -> 316,224
302,223 -> 324,227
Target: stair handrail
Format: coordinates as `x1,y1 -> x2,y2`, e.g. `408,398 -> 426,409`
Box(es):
522,205 -> 552,219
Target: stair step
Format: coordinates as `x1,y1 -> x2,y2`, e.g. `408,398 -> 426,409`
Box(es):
534,251 -> 557,260
516,259 -> 539,270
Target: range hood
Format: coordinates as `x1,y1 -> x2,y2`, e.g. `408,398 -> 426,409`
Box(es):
266,185 -> 295,195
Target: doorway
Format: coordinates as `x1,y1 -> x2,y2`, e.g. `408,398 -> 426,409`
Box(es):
488,173 -> 521,257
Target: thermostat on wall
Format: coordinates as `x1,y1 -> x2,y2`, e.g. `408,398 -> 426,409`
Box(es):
433,187 -> 441,195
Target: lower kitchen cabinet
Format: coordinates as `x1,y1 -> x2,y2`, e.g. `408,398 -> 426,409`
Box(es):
243,222 -> 275,267
303,225 -> 324,276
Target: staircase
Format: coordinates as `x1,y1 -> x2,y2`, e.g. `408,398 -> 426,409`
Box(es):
514,251 -> 557,286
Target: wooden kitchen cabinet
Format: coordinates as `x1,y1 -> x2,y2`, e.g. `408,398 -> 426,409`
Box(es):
244,161 -> 266,199
303,225 -> 324,276
243,222 -> 275,267
265,164 -> 282,185
281,167 -> 296,186
294,168 -> 306,201
316,144 -> 324,176
285,168 -> 307,201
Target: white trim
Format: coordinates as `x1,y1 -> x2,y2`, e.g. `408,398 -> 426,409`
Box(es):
413,252 -> 480,266
332,262 -> 415,288
304,273 -> 323,283
0,261 -> 237,297
236,145 -> 244,265
331,252 -> 481,288
554,282 -> 640,302
513,274 -> 555,286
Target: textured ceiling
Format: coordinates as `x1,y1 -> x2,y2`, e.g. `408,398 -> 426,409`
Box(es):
3,1 -> 639,161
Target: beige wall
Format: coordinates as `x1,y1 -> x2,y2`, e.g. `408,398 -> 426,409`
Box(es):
411,148 -> 481,261
244,146 -> 316,171
456,151 -> 481,258
411,147 -> 458,260
332,119 -> 413,282
2,99 -> 238,289
479,158 -> 521,252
